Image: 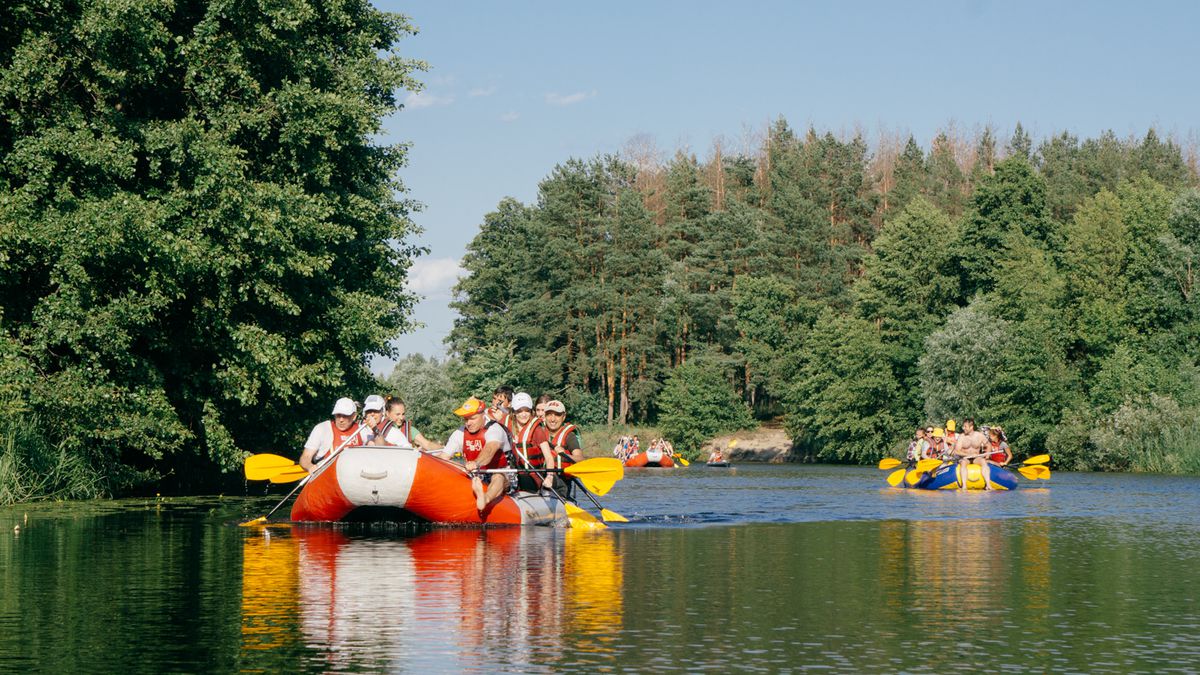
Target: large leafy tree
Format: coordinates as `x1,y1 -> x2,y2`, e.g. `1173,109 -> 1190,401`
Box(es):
0,0 -> 424,491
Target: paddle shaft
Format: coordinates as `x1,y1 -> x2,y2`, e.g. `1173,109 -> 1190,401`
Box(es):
246,422 -> 368,523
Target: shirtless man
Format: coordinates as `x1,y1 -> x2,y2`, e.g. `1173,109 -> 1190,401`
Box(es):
951,418 -> 991,490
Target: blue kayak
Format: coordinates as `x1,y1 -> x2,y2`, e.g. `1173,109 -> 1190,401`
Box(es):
914,461 -> 1019,490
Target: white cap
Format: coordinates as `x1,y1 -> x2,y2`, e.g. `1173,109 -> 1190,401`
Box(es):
363,394 -> 385,412
331,397 -> 357,416
512,392 -> 533,411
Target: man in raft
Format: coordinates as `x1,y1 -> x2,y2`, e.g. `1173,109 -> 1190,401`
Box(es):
951,418 -> 991,490
541,400 -> 582,493
298,397 -> 368,472
438,396 -> 513,513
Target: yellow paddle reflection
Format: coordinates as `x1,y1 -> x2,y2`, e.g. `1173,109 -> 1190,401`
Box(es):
239,525 -> 626,670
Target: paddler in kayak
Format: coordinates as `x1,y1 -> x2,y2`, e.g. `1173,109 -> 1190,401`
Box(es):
541,399 -> 582,493
298,397 -> 368,472
438,396 -> 513,513
951,418 -> 990,490
509,392 -> 552,492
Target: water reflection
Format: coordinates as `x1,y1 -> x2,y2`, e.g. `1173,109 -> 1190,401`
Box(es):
238,526 -> 625,672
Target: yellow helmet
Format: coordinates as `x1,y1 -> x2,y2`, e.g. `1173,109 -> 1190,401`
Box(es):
932,427 -> 945,438
946,419 -> 956,432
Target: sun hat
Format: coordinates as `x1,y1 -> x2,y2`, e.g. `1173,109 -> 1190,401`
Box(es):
332,397 -> 357,416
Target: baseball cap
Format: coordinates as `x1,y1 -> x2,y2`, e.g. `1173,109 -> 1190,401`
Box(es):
453,396 -> 487,417
512,392 -> 533,411
544,400 -> 566,414
363,394 -> 385,412
331,397 -> 357,416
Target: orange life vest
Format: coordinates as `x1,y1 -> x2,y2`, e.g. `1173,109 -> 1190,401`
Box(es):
316,421 -> 364,463
512,418 -> 549,469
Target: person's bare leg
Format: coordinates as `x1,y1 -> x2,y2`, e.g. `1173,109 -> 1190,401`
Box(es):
472,476 -> 486,511
483,476 -> 506,509
982,460 -> 993,490
958,458 -> 969,490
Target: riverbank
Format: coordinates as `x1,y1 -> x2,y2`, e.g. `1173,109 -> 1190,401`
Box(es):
580,422 -> 795,463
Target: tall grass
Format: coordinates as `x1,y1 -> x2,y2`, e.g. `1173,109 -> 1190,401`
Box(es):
1089,395 -> 1200,475
0,418 -> 105,505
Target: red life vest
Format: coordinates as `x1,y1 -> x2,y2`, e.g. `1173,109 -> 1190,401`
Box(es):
373,419 -> 411,445
316,421 -> 364,463
512,418 -> 549,469
549,423 -> 579,459
988,441 -> 1007,464
460,422 -> 509,470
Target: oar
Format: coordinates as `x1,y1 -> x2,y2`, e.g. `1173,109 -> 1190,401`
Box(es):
905,458 -> 949,486
245,453 -> 301,480
572,480 -> 629,522
878,457 -> 904,470
674,452 -> 690,467
886,466 -> 909,486
240,423 -> 368,526
538,479 -> 605,529
481,458 -> 625,496
269,465 -> 309,483
1021,454 -> 1050,465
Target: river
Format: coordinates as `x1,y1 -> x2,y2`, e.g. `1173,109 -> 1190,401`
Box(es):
3,464 -> 1199,672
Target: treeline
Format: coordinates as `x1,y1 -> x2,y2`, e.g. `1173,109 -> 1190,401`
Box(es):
448,120 -> 1200,472
0,1 -> 424,502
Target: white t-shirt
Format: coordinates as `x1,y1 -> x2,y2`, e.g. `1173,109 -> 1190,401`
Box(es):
443,423 -> 510,458
304,422 -> 368,462
383,424 -> 415,449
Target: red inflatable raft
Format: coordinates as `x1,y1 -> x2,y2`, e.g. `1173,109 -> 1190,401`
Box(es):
624,447 -> 675,468
290,446 -> 566,526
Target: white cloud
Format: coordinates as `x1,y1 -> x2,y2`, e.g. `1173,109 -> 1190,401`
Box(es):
468,85 -> 497,98
404,91 -> 455,109
406,257 -> 464,297
545,90 -> 597,106
500,111 -> 520,122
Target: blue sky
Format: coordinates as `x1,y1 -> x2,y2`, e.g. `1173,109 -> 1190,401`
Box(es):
372,0 -> 1200,373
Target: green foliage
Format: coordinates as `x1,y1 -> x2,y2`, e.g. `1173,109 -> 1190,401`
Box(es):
383,353 -> 459,443
0,0 -> 424,495
786,309 -> 904,462
918,302 -> 1011,423
657,354 -> 753,458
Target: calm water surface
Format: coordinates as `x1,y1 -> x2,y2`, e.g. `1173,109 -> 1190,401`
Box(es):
3,465 -> 1200,673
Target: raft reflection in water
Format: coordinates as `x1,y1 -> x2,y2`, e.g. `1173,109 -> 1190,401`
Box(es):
239,526 -> 624,670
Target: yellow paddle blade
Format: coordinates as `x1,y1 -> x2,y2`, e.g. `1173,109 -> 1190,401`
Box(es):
565,502 -> 606,529
886,468 -> 906,487
239,516 -> 268,527
1017,466 -> 1040,480
905,468 -> 926,486
575,475 -> 616,496
269,466 -> 309,484
676,456 -> 690,467
1033,466 -> 1051,479
1022,454 -> 1051,465
244,453 -> 298,480
878,458 -> 903,470
915,458 -> 944,472
601,508 -> 629,523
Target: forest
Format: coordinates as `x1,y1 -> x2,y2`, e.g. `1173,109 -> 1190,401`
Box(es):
440,121 -> 1200,473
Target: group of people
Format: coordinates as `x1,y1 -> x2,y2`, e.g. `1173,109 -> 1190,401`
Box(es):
298,386 -> 586,513
906,418 -> 1013,490
611,435 -> 641,461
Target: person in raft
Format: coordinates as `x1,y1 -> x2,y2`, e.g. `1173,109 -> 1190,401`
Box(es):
535,394 -> 552,423
372,396 -> 443,451
986,426 -> 1012,465
298,397 -> 368,472
907,427 -> 931,461
541,400 -> 582,493
487,386 -> 515,432
509,392 -> 552,492
437,396 -> 513,513
944,419 -> 959,449
360,394 -> 387,443
951,418 -> 991,490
